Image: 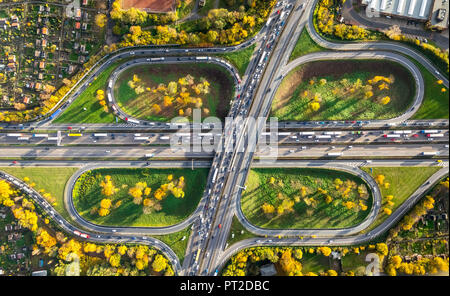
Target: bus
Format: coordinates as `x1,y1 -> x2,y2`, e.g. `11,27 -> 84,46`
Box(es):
427,133 -> 444,138
422,151 -> 438,156
49,108 -> 62,120
134,136 -> 149,141
258,51 -> 267,67
126,118 -> 140,124
6,133 -> 23,137
315,135 -> 332,139
327,152 -> 343,156
195,248 -> 201,263
93,133 -> 108,137
150,57 -> 165,62
67,133 -> 82,137
421,130 -> 439,134
33,134 -> 48,138
107,93 -> 112,103
196,56 -> 208,61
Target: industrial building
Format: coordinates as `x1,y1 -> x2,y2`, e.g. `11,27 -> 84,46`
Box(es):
361,0 -> 449,29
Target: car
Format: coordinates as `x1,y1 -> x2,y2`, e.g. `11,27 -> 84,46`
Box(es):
12,161 -> 17,164
218,224 -> 222,229
67,126 -> 72,130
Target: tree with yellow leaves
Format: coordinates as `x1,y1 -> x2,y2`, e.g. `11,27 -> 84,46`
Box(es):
317,247 -> 332,257
152,254 -> 168,272
380,96 -> 391,105
109,253 -> 121,267
100,175 -> 118,197
309,101 -> 320,112
261,202 -> 275,215
36,228 -> 57,253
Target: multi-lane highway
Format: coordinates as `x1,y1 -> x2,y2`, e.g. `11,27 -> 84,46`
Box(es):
1,129 -> 449,146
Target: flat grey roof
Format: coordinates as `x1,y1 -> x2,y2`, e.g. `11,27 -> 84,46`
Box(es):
363,0 -> 434,20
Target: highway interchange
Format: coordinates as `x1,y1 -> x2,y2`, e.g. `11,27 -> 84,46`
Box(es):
0,0 -> 449,276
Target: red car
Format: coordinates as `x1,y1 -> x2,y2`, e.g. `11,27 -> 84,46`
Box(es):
12,161 -> 17,164
67,126 -> 72,130
412,134 -> 419,138
237,94 -> 240,98
218,224 -> 222,229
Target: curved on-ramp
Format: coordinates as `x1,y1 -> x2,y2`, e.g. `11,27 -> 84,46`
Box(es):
64,164 -> 207,236
0,169 -> 183,274
283,51 -> 424,124
235,164 -> 382,237
106,56 -> 241,126
217,166 -> 449,272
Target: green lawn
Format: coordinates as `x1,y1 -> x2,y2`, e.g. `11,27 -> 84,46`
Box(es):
341,251 -> 371,275
227,215 -> 258,247
217,43 -> 256,76
198,0 -> 216,16
410,60 -> 449,119
0,167 -> 78,222
300,252 -> 331,274
289,29 -> 326,62
361,167 -> 441,232
241,168 -> 373,229
72,168 -> 209,227
53,60 -> 126,124
114,63 -> 234,122
272,60 -> 415,121
152,226 -> 191,265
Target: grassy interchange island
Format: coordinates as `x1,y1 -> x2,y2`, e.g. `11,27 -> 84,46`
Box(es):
272,60 -> 416,121
241,168 -> 373,229
72,168 -> 209,227
114,63 -> 235,122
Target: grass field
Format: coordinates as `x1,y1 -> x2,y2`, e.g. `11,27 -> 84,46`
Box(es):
198,0 -> 216,16
361,167 -> 440,232
114,63 -> 234,122
227,216 -> 258,247
53,60 -> 126,124
0,167 -> 78,222
217,43 -> 256,76
410,60 -> 449,119
341,250 -> 371,275
72,168 -> 209,227
152,226 -> 191,264
300,252 -> 331,274
289,29 -> 326,62
272,60 -> 415,121
241,168 -> 373,229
